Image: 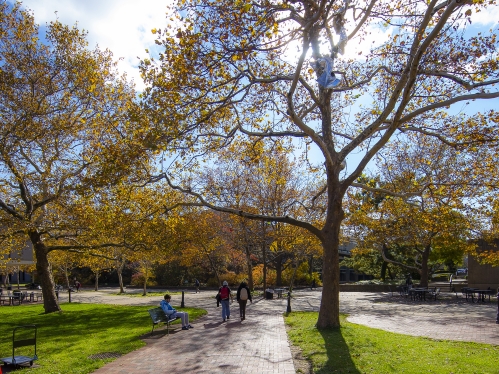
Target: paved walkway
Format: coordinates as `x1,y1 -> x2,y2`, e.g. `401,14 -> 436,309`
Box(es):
57,287 -> 499,373
77,290 -> 295,374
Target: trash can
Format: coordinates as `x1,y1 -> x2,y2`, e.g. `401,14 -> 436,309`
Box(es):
265,289 -> 274,300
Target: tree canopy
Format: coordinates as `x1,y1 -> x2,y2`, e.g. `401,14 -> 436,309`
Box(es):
0,2 -> 146,312
140,0 -> 499,328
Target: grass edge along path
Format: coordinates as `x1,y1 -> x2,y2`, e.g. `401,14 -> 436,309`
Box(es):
0,303 -> 206,374
284,312 -> 499,374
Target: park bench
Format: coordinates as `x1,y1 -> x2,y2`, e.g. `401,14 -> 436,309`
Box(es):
0,325 -> 38,367
148,307 -> 179,335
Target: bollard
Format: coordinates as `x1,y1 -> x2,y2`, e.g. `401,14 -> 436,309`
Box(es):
496,291 -> 499,324
68,288 -> 72,303
181,291 -> 185,308
286,291 -> 291,313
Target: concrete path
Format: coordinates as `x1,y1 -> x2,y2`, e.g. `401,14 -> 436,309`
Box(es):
57,287 -> 499,373
294,290 -> 499,345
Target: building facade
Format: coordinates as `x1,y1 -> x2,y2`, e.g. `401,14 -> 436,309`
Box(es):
468,239 -> 499,290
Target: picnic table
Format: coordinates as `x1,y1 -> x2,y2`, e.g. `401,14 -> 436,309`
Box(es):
461,287 -> 478,302
474,289 -> 494,303
274,288 -> 288,298
409,288 -> 428,301
0,291 -> 43,305
0,294 -> 13,305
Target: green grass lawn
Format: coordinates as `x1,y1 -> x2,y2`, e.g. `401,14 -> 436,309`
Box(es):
285,312 -> 499,374
0,303 -> 206,374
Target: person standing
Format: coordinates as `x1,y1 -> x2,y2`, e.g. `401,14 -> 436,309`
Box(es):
218,281 -> 232,322
160,294 -> 193,330
236,281 -> 252,321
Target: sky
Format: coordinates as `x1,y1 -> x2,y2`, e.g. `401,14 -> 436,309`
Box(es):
17,0 -> 499,91
19,0 -> 173,91
14,0 -> 499,173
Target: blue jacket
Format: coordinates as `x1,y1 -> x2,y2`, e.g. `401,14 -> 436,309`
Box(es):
160,299 -> 176,316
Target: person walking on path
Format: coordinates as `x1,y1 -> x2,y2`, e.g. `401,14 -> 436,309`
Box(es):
236,281 -> 252,320
194,278 -> 200,293
160,294 -> 193,330
218,281 -> 233,322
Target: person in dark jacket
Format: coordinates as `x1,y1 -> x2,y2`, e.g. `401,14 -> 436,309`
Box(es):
236,281 -> 252,321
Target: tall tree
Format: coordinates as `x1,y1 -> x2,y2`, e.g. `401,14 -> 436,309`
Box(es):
346,138 -> 480,285
141,0 -> 499,327
0,3 -> 144,312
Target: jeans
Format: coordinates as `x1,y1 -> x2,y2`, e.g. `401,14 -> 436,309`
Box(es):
221,299 -> 230,320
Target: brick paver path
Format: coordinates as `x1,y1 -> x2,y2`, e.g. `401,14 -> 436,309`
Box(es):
58,287 -> 499,373
86,294 -> 295,374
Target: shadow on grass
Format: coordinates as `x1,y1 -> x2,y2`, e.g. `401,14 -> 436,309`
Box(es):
315,328 -> 361,374
0,303 -> 206,356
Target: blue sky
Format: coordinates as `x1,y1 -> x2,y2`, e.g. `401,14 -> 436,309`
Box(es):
17,1 -> 498,92
15,0 -> 499,173
17,0 -> 172,91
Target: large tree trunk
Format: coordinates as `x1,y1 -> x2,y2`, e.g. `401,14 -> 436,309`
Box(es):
245,245 -> 254,290
115,257 -> 126,294
381,261 -> 388,281
94,270 -> 99,291
30,231 -> 61,313
275,253 -> 283,287
288,257 -> 298,292
15,266 -> 20,289
63,265 -> 70,289
419,245 -> 431,287
317,197 -> 343,329
117,262 -> 125,294
142,264 -> 148,296
262,241 -> 267,290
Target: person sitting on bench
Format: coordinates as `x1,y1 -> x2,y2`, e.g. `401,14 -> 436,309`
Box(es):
160,294 -> 193,330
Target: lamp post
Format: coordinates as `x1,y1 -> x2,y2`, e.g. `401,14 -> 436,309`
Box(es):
181,291 -> 185,308
286,292 -> 291,313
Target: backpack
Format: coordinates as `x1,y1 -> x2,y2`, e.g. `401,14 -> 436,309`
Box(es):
219,286 -> 230,299
240,287 -> 248,301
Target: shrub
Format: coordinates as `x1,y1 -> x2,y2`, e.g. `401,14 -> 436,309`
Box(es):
219,271 -> 246,287
130,272 -> 156,286
282,261 -> 322,286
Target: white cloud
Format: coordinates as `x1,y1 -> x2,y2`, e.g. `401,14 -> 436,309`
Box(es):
470,4 -> 499,27
19,0 -> 497,91
20,0 -> 174,91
